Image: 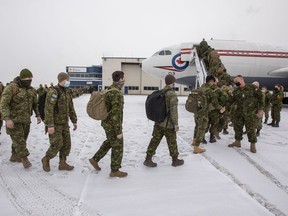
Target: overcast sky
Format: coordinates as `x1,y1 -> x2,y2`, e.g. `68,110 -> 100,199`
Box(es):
0,0 -> 288,85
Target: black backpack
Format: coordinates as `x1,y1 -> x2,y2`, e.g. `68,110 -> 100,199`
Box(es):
38,87 -> 61,121
145,89 -> 171,123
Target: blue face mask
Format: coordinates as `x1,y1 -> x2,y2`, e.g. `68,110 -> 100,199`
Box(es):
63,81 -> 70,88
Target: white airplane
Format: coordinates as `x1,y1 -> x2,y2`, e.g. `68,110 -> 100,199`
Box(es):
141,39 -> 288,92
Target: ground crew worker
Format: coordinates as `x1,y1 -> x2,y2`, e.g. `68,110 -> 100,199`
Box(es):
89,71 -> 128,178
41,72 -> 77,172
228,75 -> 263,153
192,75 -> 225,153
0,69 -> 41,168
262,86 -> 271,124
268,84 -> 284,127
143,74 -> 184,167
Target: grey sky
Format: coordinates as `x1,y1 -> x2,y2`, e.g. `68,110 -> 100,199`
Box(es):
0,0 -> 288,85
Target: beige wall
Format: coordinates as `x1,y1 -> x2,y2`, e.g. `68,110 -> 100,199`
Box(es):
101,57 -> 190,96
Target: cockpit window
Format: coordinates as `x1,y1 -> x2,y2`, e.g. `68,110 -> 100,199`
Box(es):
159,50 -> 165,55
165,50 -> 172,55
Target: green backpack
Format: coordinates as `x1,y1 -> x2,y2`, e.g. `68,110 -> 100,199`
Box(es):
185,87 -> 208,114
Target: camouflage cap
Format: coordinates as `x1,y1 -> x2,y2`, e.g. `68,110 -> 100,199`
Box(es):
20,68 -> 33,79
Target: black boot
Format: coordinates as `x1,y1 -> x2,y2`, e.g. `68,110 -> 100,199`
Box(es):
172,156 -> 184,167
209,133 -> 216,143
267,121 -> 275,126
202,137 -> 207,144
264,119 -> 267,124
272,122 -> 279,127
256,129 -> 260,137
143,155 -> 157,167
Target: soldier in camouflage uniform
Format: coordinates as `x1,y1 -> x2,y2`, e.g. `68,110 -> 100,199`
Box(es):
0,81 -> 4,134
41,72 -> 77,172
0,69 -> 41,168
143,74 -> 184,167
192,75 -> 225,153
89,71 -> 128,178
228,75 -> 263,153
267,84 -> 284,127
37,84 -> 45,98
261,86 -> 271,124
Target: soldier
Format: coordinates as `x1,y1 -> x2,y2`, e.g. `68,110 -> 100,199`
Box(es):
261,86 -> 271,124
267,84 -> 284,127
252,81 -> 263,136
37,84 -> 45,98
41,72 -> 77,172
228,75 -> 263,153
0,69 -> 41,168
89,71 -> 127,178
0,81 -> 4,134
192,75 -> 225,153
143,74 -> 184,168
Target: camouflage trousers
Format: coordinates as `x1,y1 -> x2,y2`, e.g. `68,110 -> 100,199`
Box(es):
45,124 -> 71,160
271,106 -> 282,122
233,112 -> 258,143
93,126 -> 123,172
6,122 -> 30,158
263,106 -> 270,122
207,110 -> 220,135
146,124 -> 179,157
193,111 -> 209,146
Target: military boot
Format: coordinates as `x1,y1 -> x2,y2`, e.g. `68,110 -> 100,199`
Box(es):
215,131 -> 221,140
172,156 -> 184,167
267,121 -> 275,126
192,139 -> 196,146
250,143 -> 256,153
59,159 -> 74,171
143,155 -> 157,167
202,137 -> 207,144
21,157 -> 32,168
256,129 -> 260,137
10,153 -> 21,162
41,156 -> 50,172
264,119 -> 268,124
209,133 -> 216,143
193,146 -> 206,154
109,170 -> 128,178
228,140 -> 241,148
89,158 -> 101,171
272,122 -> 279,127
223,129 -> 229,135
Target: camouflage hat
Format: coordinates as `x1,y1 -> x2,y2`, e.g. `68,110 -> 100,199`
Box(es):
165,74 -> 175,85
57,72 -> 69,83
20,68 -> 33,79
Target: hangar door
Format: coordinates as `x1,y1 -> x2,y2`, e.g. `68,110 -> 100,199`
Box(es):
121,63 -> 142,95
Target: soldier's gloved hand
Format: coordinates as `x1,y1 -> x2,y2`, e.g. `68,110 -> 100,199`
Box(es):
73,123 -> 77,131
117,133 -> 123,139
5,119 -> 14,129
37,116 -> 42,124
48,127 -> 55,135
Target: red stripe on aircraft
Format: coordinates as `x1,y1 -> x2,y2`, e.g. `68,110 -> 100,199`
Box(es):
216,50 -> 288,58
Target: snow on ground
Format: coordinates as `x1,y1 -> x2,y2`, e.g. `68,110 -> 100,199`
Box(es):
0,94 -> 288,216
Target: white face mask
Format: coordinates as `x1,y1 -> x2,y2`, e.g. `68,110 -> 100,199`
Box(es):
63,81 -> 70,88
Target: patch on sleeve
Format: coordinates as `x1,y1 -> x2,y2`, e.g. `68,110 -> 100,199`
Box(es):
50,93 -> 57,102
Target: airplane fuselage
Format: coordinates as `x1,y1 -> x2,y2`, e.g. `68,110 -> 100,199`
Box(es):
142,40 -> 288,90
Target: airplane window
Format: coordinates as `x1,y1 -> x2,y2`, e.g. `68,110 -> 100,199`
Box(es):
165,50 -> 172,55
159,50 -> 165,55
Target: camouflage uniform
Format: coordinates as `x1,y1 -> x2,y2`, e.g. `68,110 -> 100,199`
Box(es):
0,77 -> 39,158
146,86 -> 180,157
44,85 -> 77,160
37,85 -> 46,98
91,83 -> 124,172
231,84 -> 263,143
270,89 -> 283,125
263,90 -> 272,123
193,83 -> 222,146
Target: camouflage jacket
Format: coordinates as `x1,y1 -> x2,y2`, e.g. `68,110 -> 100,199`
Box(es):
37,86 -> 46,97
264,91 -> 272,108
156,85 -> 178,129
0,77 -> 39,123
231,83 -> 264,114
271,90 -> 283,108
101,83 -> 124,135
201,83 -> 222,113
44,85 -> 77,126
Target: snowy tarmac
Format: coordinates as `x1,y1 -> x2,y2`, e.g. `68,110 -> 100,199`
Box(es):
0,94 -> 287,216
